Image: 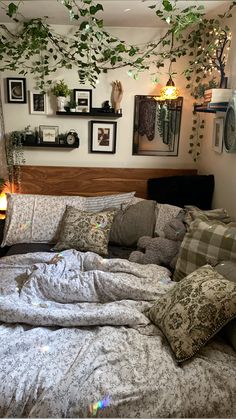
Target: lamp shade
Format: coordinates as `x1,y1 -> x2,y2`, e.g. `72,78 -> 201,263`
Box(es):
0,192 -> 7,211
160,76 -> 180,100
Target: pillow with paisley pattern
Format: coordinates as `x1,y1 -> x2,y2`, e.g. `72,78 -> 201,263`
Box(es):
147,264 -> 236,363
53,206 -> 117,256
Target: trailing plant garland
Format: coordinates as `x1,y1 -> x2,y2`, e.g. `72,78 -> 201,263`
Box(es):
0,0 -> 235,92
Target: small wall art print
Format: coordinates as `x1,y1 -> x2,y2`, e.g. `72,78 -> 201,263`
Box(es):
39,125 -> 59,144
30,91 -> 47,114
212,117 -> 224,153
90,121 -> 117,154
74,89 -> 92,113
7,78 -> 26,103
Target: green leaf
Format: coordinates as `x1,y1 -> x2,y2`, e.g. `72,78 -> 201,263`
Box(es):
7,3 -> 18,17
162,0 -> 173,12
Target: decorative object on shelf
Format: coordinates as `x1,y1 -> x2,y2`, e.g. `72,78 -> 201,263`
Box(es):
90,121 -> 117,154
6,77 -> 26,103
133,95 -> 183,157
224,91 -> 236,153
39,125 -> 59,144
111,81 -> 123,113
102,100 -> 111,112
74,89 -> 92,113
30,91 -> 47,114
67,98 -> 77,112
212,117 -> 224,154
58,130 -> 80,147
51,80 -> 70,112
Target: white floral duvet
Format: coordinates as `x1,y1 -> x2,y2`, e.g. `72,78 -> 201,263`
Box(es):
0,250 -> 236,418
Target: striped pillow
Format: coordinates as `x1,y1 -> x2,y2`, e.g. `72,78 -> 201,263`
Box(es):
174,219 -> 236,281
84,192 -> 135,212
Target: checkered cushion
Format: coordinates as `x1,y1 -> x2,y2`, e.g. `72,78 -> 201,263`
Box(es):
174,219 -> 236,281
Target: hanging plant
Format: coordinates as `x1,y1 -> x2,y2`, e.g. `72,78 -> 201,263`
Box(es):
6,128 -> 26,192
188,111 -> 205,162
0,0 -> 235,91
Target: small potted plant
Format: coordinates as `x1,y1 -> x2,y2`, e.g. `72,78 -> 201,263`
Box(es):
68,99 -> 77,112
51,80 -> 70,112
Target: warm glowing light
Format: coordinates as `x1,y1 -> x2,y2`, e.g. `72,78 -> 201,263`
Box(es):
160,85 -> 180,100
0,193 -> 7,211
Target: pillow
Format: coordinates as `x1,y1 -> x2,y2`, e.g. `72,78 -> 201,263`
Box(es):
84,192 -> 135,212
154,203 -> 182,236
174,219 -> 236,282
109,200 -> 156,247
2,192 -> 135,246
53,206 -> 117,256
215,261 -> 236,352
184,205 -> 231,227
147,264 -> 236,362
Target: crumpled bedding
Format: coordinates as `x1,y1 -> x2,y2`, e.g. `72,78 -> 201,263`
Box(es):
0,250 -> 236,418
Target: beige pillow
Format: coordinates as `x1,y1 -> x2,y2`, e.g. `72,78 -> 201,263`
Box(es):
54,206 -> 117,256
147,264 -> 236,362
109,200 -> 156,247
2,192 -> 135,246
184,205 -> 231,227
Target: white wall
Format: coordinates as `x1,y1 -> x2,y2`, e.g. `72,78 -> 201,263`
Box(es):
0,25 -> 195,170
197,9 -> 236,218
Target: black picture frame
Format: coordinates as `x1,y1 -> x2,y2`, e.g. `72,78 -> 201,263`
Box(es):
6,77 -> 27,103
90,121 -> 117,154
74,88 -> 92,113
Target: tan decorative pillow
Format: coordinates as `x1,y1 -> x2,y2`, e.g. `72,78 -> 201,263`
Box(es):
54,206 -> 117,256
154,203 -> 182,236
147,265 -> 236,363
184,205 -> 231,227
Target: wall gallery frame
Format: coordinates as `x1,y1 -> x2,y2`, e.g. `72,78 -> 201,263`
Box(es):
212,117 -> 224,153
90,121 -> 117,154
6,77 -> 27,103
39,125 -> 59,144
74,88 -> 92,113
30,91 -> 47,114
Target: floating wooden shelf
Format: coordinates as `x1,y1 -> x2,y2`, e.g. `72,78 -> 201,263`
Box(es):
56,107 -> 122,118
22,142 -> 79,148
194,105 -> 227,113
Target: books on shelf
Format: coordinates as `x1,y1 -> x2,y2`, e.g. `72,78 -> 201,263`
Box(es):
204,88 -> 232,103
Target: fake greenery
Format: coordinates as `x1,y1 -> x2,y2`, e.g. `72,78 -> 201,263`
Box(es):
6,128 -> 26,192
51,79 -> 70,97
0,0 -> 235,92
0,177 -> 5,192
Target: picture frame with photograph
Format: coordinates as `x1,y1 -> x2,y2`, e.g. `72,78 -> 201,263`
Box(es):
212,117 -> 224,153
74,88 -> 92,113
30,91 -> 47,114
6,77 -> 26,103
39,125 -> 59,144
90,121 -> 117,154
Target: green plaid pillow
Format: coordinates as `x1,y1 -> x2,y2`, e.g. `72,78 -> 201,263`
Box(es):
174,219 -> 236,281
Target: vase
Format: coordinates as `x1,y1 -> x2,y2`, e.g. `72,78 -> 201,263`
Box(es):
57,96 -> 66,112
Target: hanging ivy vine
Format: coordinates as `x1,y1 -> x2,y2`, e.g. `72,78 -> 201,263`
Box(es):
0,0 -> 235,91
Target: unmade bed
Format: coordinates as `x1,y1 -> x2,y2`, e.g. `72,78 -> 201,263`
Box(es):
0,249 -> 236,418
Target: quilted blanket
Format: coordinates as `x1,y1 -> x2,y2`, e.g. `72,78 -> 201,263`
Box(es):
0,250 -> 236,418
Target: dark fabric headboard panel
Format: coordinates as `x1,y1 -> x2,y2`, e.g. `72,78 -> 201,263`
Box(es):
148,175 -> 214,209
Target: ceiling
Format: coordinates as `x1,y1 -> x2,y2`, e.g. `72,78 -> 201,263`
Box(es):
0,1 -> 231,27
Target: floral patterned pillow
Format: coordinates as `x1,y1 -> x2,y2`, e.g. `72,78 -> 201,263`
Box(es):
54,206 -> 117,256
147,265 -> 236,362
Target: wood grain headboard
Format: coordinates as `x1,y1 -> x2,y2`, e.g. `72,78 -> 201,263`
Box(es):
19,166 -> 197,199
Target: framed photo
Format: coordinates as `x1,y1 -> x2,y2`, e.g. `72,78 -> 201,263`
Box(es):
90,121 -> 117,154
6,77 -> 26,103
39,125 -> 59,144
30,91 -> 47,114
212,117 -> 224,153
74,88 -> 92,113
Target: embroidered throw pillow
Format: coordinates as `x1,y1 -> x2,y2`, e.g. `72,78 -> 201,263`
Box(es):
54,206 -> 117,256
174,219 -> 236,282
184,205 -> 231,227
147,264 -> 236,362
154,203 -> 182,236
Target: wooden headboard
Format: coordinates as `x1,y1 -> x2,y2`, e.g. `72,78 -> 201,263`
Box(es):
19,166 -> 197,199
